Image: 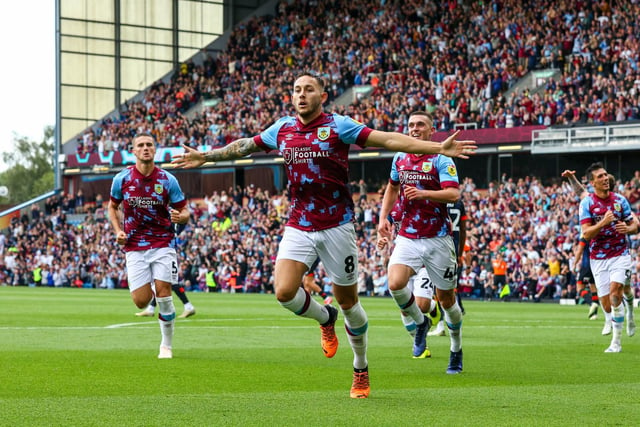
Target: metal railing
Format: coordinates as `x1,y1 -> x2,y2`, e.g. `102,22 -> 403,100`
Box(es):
531,123 -> 640,154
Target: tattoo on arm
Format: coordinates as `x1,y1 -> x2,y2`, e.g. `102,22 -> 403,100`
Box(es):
204,138 -> 261,162
568,175 -> 585,195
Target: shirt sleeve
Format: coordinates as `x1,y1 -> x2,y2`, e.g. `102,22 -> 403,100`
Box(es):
334,114 -> 372,147
110,170 -> 125,203
578,196 -> 593,225
253,117 -> 289,153
437,155 -> 460,188
389,153 -> 402,185
167,172 -> 187,209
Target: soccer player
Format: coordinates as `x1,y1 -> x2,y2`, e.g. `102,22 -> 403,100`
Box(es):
563,169 -> 635,337
377,111 -> 464,374
385,202 -> 441,348
172,73 -> 476,397
108,133 -> 190,359
579,162 -> 637,352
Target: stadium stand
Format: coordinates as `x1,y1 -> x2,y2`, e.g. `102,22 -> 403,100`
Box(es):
66,0 -> 640,157
5,1 -> 640,307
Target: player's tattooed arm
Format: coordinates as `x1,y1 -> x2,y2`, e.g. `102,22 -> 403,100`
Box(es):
203,138 -> 262,162
173,138 -> 262,168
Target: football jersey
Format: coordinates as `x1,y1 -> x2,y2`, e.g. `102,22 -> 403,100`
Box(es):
390,152 -> 459,239
110,165 -> 187,252
579,191 -> 633,259
254,112 -> 371,232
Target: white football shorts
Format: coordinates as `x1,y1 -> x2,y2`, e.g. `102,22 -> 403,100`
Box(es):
407,267 -> 435,299
277,223 -> 358,286
125,247 -> 179,292
389,235 -> 457,291
590,254 -> 631,298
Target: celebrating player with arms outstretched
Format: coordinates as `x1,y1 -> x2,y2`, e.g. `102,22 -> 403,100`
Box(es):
173,74 -> 476,397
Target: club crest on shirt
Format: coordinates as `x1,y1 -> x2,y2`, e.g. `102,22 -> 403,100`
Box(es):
447,164 -> 457,176
421,161 -> 432,173
154,184 -> 163,194
317,127 -> 330,141
614,203 -> 621,212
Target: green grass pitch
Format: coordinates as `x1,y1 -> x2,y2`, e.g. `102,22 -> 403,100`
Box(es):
0,287 -> 638,426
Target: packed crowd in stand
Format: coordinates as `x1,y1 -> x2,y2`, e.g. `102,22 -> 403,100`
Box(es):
9,0 -> 640,301
2,174 -> 640,302
75,0 -> 640,155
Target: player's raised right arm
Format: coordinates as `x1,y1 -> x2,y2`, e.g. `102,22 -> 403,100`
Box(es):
172,138 -> 262,168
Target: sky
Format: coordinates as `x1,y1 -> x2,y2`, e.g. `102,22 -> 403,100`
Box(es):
0,1 -> 55,163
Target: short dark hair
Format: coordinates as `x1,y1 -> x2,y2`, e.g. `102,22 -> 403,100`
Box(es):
295,72 -> 325,90
133,132 -> 155,142
408,111 -> 434,126
585,162 -> 605,181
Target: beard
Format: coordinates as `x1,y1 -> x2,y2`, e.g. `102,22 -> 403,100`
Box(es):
295,98 -> 322,120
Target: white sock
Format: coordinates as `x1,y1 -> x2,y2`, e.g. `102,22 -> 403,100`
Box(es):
400,311 -> 416,337
157,296 -> 175,349
390,287 -> 425,325
443,301 -> 463,352
611,302 -> 625,343
342,302 -> 368,370
184,302 -> 195,311
624,292 -> 634,319
279,287 -> 329,324
604,309 -> 612,325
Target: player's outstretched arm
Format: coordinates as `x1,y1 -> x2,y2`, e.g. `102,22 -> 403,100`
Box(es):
561,169 -> 587,197
365,130 -> 476,159
172,138 -> 262,168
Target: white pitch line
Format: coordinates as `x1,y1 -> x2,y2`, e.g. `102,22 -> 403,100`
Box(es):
0,323 -> 600,330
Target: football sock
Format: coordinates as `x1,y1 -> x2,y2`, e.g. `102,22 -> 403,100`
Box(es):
400,311 -> 417,337
623,292 -> 634,319
456,291 -> 466,314
279,287 -> 328,324
171,284 -> 190,305
443,301 -> 463,352
604,309 -> 612,325
157,296 -> 176,349
342,302 -> 368,370
611,302 -> 625,344
390,287 -> 425,325
148,297 -> 157,309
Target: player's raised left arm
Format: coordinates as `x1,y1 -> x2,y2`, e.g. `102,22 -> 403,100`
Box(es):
364,130 -> 476,159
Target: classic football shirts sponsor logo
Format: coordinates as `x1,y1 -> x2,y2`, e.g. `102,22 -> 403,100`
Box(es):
398,169 -> 434,186
127,196 -> 163,209
282,147 -> 330,164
